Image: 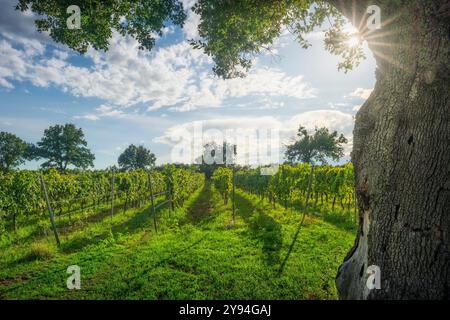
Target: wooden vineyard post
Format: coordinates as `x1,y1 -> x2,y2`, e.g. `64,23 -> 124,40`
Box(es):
232,166 -> 236,223
231,144 -> 237,224
39,173 -> 61,248
111,168 -> 115,220
304,164 -> 315,212
169,186 -> 173,216
148,171 -> 158,233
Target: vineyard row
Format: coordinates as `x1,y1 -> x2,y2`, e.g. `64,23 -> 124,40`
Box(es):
0,166 -> 205,234
212,163 -> 356,218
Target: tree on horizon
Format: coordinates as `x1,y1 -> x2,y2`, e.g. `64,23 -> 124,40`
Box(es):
0,132 -> 34,172
31,123 -> 95,171
118,144 -> 156,171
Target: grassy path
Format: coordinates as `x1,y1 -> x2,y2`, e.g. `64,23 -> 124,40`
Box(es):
0,182 -> 356,299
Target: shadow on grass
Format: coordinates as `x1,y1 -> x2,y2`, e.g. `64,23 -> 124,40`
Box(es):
60,206 -> 151,254
60,197 -> 173,254
111,206 -> 153,234
5,253 -> 41,268
60,233 -> 110,254
98,234 -> 209,298
235,192 -> 283,266
184,182 -> 216,226
1,200 -> 173,295
322,212 -> 357,233
276,210 -> 356,276
8,202 -> 131,249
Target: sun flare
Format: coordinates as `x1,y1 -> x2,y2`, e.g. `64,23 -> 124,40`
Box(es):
346,35 -> 360,48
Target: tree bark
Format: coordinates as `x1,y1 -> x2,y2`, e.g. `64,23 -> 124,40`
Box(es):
330,0 -> 450,299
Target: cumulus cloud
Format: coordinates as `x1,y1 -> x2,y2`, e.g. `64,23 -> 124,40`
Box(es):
0,0 -> 52,45
154,110 -> 354,164
0,77 -> 14,90
167,66 -> 316,112
288,110 -> 353,133
1,29 -> 315,112
348,87 -> 373,100
289,110 -> 354,157
153,116 -> 283,165
182,1 -> 201,39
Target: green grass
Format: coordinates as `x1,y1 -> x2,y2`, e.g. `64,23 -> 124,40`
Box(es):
0,182 -> 356,299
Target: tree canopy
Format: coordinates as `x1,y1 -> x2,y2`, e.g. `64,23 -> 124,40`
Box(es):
16,0 -> 186,53
17,0 -> 366,77
0,132 -> 33,172
285,126 -> 348,165
191,0 -> 366,77
118,144 -> 156,171
32,123 -> 95,170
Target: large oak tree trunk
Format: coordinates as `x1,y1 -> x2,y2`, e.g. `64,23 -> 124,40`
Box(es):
330,0 -> 450,299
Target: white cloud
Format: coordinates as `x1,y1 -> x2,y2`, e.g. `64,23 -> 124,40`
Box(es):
0,78 -> 14,89
153,116 -> 283,165
304,31 -> 325,41
162,26 -> 176,36
181,0 -> 200,39
74,114 -> 100,121
73,104 -> 171,129
0,31 -> 315,112
288,110 -> 353,133
0,1 -> 316,112
168,67 -> 316,112
352,104 -> 362,111
0,0 -> 52,46
0,40 -> 27,89
348,87 -> 373,100
95,104 -> 126,118
154,110 -> 354,164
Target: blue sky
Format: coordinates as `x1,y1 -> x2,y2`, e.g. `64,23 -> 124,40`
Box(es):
0,0 -> 376,169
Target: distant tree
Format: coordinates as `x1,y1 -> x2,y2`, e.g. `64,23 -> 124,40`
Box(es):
196,141 -> 236,179
285,125 -> 347,211
33,124 -> 95,170
0,132 -> 33,172
118,144 -> 156,171
286,126 -> 348,165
